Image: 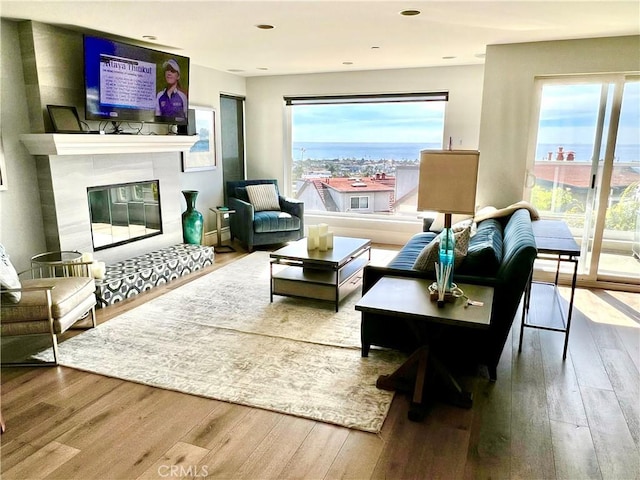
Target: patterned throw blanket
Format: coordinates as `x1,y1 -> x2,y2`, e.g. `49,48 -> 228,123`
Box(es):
474,200 -> 540,223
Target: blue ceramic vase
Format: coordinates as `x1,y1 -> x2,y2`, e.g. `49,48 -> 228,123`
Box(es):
181,190 -> 203,245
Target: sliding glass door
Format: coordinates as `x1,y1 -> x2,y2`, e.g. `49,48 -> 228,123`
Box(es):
526,75 -> 639,286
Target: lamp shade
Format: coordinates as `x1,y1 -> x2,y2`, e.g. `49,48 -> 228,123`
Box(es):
417,150 -> 479,214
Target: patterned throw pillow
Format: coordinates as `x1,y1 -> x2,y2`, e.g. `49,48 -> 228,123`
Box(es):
246,184 -> 281,212
0,244 -> 21,303
413,227 -> 471,272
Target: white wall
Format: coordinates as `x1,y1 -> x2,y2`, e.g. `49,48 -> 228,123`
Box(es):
478,35 -> 640,208
179,65 -> 246,235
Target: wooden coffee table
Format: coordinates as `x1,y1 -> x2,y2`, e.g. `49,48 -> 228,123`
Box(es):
270,236 -> 371,311
356,276 -> 494,420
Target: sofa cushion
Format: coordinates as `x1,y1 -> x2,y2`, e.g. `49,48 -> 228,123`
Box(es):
246,184 -> 281,212
387,232 -> 438,269
0,244 -> 21,303
457,218 -> 503,276
253,211 -> 300,233
413,227 -> 471,271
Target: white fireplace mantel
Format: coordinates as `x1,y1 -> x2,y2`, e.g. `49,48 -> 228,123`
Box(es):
20,133 -> 199,156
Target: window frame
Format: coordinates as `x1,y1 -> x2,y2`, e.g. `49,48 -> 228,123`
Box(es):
349,195 -> 370,210
283,91 -> 448,220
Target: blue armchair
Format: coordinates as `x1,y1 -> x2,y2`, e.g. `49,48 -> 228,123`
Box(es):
225,180 -> 304,252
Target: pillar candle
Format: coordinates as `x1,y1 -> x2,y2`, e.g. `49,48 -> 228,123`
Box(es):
326,232 -> 334,249
91,261 -> 106,280
318,233 -> 328,252
318,223 -> 329,236
81,252 -> 94,263
307,225 -> 319,250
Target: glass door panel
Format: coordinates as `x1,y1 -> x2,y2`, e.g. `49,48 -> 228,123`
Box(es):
528,76 -> 640,286
530,82 -> 605,276
598,80 -> 640,280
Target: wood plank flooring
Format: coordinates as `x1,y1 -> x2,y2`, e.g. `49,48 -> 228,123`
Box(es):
2,245 -> 638,480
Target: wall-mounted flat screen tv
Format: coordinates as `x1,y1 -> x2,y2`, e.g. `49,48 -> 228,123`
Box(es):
84,35 -> 190,125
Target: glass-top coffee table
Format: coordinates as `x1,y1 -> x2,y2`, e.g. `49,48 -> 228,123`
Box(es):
270,236 -> 371,311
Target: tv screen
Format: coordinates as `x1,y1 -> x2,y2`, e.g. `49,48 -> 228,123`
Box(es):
84,35 -> 190,125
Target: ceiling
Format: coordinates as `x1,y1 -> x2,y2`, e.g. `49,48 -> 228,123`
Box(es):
1,1 -> 639,77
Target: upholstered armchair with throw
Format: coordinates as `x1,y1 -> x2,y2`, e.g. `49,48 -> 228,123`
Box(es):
226,180 -> 304,252
0,245 -> 97,366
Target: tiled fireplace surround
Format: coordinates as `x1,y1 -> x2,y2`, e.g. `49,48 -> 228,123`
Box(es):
37,151 -> 184,266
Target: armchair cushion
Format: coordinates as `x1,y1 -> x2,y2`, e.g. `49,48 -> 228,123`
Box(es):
2,277 -> 96,323
234,186 -> 250,203
254,211 -> 301,233
0,244 -> 21,303
246,184 -> 281,212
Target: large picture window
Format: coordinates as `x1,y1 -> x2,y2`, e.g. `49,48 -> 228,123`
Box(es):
286,93 -> 447,218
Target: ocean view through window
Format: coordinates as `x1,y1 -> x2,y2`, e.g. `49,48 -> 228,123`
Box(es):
288,93 -> 447,218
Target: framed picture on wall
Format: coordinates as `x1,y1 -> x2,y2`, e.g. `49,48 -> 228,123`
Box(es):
181,106 -> 216,172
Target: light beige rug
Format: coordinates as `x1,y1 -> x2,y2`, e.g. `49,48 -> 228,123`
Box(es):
35,250 -> 405,433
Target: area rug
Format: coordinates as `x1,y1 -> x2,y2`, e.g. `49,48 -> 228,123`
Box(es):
35,250 -> 405,433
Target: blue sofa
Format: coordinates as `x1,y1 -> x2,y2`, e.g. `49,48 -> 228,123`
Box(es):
361,208 -> 537,380
226,180 -> 304,252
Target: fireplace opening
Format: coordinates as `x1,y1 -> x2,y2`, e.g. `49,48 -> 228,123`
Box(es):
88,180 -> 163,251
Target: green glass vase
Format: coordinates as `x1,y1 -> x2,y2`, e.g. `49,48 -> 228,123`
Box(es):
181,190 -> 203,245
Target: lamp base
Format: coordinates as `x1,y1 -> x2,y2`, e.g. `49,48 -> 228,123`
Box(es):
430,291 -> 458,305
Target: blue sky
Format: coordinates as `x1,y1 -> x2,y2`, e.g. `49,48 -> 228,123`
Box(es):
291,81 -> 639,149
538,81 -> 640,146
292,102 -> 446,143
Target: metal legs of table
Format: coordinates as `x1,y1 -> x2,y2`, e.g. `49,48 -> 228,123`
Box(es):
519,253 -> 579,360
211,208 -> 235,253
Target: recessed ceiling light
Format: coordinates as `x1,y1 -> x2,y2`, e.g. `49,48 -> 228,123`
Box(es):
342,61 -> 353,65
442,56 -> 457,60
474,53 -> 486,58
142,35 -> 157,41
227,69 -> 245,73
371,46 -> 381,50
257,67 -> 269,70
256,24 -> 274,30
400,9 -> 421,16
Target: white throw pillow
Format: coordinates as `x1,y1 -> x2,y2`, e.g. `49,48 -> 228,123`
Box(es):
246,184 -> 281,212
0,244 -> 21,303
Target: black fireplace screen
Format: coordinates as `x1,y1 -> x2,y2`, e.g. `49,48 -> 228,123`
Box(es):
87,180 -> 162,250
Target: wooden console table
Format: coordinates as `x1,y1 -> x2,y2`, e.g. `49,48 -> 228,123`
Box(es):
355,277 -> 494,421
519,219 -> 580,360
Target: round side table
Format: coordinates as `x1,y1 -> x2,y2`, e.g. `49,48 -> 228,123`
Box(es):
31,250 -> 83,278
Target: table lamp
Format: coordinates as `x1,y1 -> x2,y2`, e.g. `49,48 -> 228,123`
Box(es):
417,149 -> 479,291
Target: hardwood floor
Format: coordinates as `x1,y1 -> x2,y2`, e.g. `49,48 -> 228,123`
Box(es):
1,244 -> 638,480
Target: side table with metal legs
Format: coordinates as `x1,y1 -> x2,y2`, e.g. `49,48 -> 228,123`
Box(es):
210,207 -> 236,253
